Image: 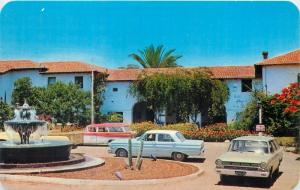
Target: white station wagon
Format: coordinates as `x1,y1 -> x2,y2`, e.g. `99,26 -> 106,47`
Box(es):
215,136 -> 283,185
108,130 -> 205,161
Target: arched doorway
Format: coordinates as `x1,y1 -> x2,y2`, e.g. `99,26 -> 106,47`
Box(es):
132,102 -> 154,123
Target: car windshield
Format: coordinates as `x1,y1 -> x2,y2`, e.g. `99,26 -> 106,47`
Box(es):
175,132 -> 186,142
230,140 -> 269,154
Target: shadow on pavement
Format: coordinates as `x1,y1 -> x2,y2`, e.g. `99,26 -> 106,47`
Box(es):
215,172 -> 283,188
186,157 -> 206,163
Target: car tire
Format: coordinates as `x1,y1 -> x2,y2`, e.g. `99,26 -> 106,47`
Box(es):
274,166 -> 279,177
116,148 -> 128,157
172,152 -> 186,161
266,168 -> 274,186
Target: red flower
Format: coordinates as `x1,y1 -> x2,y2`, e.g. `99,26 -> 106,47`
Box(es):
282,88 -> 289,94
289,99 -> 300,106
270,99 -> 277,105
284,106 -> 299,113
274,93 -> 280,98
290,82 -> 298,89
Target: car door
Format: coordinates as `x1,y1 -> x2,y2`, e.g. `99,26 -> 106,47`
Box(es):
155,133 -> 175,157
96,126 -> 108,144
141,133 -> 157,157
270,140 -> 281,168
268,140 -> 279,170
84,126 -> 97,144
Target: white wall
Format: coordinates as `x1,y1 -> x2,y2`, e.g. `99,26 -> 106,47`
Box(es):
0,70 -> 42,103
263,65 -> 300,94
0,71 -> 92,103
101,81 -> 137,124
42,73 -> 92,91
225,79 -> 262,123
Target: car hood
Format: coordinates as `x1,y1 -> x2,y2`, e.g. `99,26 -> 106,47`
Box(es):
218,151 -> 271,163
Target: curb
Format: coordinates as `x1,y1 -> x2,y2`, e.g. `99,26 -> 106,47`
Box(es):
0,156 -> 105,174
0,162 -> 204,186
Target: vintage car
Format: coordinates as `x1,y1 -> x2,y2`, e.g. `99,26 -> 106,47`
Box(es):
108,130 -> 205,161
83,123 -> 133,145
215,135 -> 283,184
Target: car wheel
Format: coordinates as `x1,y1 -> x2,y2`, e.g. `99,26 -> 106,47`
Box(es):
274,167 -> 279,178
266,168 -> 274,186
116,148 -> 128,157
172,152 -> 186,161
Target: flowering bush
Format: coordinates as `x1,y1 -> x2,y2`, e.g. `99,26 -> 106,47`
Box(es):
130,122 -> 251,141
271,83 -> 299,113
264,82 -> 299,136
183,123 -> 252,142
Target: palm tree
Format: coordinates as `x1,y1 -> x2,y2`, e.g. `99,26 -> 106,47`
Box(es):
129,45 -> 182,68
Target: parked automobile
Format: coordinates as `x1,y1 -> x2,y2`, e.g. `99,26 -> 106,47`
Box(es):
83,123 -> 133,144
215,135 -> 283,185
108,130 -> 205,161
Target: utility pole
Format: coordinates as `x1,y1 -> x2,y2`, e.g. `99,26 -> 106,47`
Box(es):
91,68 -> 94,125
259,104 -> 262,124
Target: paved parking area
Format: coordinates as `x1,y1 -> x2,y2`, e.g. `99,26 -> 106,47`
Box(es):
1,142 -> 299,190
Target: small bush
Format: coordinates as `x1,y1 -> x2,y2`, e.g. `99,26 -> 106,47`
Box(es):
130,122 -> 159,136
275,137 -> 297,147
164,123 -> 198,132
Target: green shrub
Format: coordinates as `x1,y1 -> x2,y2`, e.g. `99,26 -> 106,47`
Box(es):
275,137 -> 297,147
164,123 -> 198,132
130,122 -> 251,142
107,112 -> 123,123
130,122 -> 159,136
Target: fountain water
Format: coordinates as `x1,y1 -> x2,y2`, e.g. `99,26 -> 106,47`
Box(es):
0,101 -> 73,164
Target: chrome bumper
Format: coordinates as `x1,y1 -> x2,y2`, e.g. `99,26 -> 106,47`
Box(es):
216,168 -> 269,178
107,147 -> 112,153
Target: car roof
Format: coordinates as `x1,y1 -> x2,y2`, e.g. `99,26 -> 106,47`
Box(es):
234,135 -> 274,142
146,130 -> 179,134
87,123 -> 129,128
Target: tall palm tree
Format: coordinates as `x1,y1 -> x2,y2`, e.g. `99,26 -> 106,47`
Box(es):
129,45 -> 182,68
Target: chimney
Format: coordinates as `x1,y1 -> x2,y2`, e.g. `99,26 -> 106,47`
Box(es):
262,51 -> 268,60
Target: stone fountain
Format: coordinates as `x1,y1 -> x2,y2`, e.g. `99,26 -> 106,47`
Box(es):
0,101 -> 73,164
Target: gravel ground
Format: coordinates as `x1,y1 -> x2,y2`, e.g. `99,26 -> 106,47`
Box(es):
30,157 -> 198,180
1,142 -> 299,190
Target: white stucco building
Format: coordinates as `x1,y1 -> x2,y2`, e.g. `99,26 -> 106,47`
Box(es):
255,50 -> 300,95
0,49 -> 299,125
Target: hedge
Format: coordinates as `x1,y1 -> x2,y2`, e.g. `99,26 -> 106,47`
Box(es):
130,122 -> 252,142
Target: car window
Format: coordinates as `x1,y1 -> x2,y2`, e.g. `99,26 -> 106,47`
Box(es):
230,140 -> 268,153
97,127 -> 108,132
269,141 -> 277,153
175,132 -> 186,142
108,127 -> 124,132
123,127 -> 131,132
88,127 -> 96,132
272,141 -> 278,150
158,134 -> 174,142
144,133 -> 156,141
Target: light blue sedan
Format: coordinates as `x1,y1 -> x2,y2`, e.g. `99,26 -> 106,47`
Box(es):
108,130 -> 205,161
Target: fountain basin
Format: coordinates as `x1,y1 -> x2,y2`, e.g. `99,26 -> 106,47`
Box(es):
0,140 -> 72,164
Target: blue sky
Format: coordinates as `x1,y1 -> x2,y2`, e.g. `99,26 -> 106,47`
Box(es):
0,1 -> 299,68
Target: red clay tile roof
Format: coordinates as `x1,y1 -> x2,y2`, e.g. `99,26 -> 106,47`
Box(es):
257,49 -> 300,66
41,61 -> 106,73
0,60 -> 106,74
0,60 -> 43,73
107,66 -> 255,81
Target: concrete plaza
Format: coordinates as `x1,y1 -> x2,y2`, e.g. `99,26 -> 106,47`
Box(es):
1,142 -> 299,190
